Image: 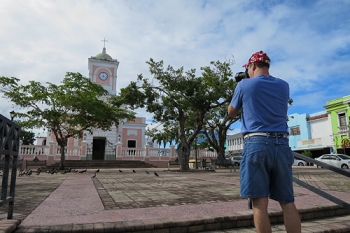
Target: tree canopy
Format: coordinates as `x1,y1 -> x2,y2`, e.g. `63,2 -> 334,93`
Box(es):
0,72 -> 135,169
19,128 -> 35,145
112,59 -> 238,170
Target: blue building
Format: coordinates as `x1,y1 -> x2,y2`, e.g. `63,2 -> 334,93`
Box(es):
287,111 -> 333,158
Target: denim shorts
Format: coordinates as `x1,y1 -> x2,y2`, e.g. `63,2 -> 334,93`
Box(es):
240,136 -> 295,203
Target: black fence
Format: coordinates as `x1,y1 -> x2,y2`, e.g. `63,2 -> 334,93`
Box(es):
0,114 -> 21,219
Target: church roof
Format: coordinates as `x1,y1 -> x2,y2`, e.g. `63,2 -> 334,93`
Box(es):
95,47 -> 112,60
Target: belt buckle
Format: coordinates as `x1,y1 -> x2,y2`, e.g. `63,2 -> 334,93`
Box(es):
277,133 -> 287,139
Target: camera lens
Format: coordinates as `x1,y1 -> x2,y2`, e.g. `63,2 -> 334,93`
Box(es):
234,69 -> 250,82
235,72 -> 246,82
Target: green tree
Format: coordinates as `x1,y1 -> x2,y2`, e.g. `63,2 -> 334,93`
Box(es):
301,150 -> 313,166
146,122 -> 179,148
19,128 -> 35,145
0,72 -> 135,169
112,59 -> 236,170
200,61 -> 240,160
301,150 -> 313,158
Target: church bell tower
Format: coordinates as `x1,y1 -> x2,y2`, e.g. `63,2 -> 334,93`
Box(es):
88,39 -> 119,96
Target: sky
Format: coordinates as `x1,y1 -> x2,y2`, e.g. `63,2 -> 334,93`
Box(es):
1,0 -> 350,135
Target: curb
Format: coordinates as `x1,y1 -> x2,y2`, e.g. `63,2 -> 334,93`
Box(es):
0,220 -> 21,233
13,205 -> 350,233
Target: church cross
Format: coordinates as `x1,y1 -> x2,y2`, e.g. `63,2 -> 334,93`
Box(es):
101,38 -> 108,48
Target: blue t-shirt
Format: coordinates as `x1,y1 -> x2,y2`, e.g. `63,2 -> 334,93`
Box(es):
230,74 -> 289,135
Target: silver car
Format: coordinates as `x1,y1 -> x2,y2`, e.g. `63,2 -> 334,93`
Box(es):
293,158 -> 306,166
315,154 -> 350,169
231,156 -> 242,166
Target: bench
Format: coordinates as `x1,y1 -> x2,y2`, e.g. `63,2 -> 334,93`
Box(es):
168,158 -> 180,170
213,158 -> 237,172
26,156 -> 46,169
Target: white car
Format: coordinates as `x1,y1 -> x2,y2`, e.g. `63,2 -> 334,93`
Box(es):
293,158 -> 306,166
315,154 -> 350,169
231,156 -> 242,166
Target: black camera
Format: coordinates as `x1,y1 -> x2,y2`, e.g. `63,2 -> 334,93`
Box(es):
234,69 -> 249,82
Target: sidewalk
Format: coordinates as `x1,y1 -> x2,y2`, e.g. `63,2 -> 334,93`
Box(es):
1,167 -> 350,232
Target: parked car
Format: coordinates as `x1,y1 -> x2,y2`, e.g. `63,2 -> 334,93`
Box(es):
231,156 -> 242,166
293,158 -> 307,166
314,154 -> 350,169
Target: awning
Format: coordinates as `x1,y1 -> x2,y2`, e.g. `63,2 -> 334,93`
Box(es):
292,146 -> 332,151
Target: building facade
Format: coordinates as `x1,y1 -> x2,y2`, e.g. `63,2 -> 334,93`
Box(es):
226,110 -> 334,158
324,95 -> 350,155
287,111 -> 333,157
226,133 -> 243,156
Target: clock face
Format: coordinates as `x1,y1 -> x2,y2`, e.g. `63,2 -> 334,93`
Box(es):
99,72 -> 108,81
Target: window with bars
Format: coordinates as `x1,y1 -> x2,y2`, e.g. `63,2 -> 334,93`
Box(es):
338,113 -> 347,126
290,126 -> 300,135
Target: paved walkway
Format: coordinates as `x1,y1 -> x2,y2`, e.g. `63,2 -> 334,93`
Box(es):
1,167 -> 350,232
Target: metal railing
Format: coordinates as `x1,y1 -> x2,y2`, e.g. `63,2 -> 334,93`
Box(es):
0,114 -> 21,219
293,152 -> 350,210
248,152 -> 350,210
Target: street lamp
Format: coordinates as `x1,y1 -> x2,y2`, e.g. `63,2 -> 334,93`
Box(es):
118,135 -> 121,142
9,110 -> 15,121
194,141 -> 200,169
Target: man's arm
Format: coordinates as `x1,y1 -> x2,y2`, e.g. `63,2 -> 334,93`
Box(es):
228,104 -> 240,117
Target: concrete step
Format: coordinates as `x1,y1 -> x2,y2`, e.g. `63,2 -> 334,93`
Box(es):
206,214 -> 350,232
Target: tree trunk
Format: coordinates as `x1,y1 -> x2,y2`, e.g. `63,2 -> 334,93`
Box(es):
177,146 -> 190,171
217,128 -> 227,160
59,146 -> 65,170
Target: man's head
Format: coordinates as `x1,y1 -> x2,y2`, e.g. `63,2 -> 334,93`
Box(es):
243,51 -> 270,77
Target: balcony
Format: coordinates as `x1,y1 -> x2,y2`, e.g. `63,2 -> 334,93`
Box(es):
338,125 -> 349,134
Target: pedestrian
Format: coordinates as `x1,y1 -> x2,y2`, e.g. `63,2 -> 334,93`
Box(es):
227,51 -> 301,233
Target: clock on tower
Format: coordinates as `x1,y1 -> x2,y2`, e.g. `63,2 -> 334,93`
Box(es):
99,72 -> 108,81
88,45 -> 119,96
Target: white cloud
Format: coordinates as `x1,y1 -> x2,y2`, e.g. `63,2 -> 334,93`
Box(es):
0,0 -> 349,123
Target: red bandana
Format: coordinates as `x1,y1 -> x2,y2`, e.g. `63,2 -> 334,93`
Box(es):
243,51 -> 270,68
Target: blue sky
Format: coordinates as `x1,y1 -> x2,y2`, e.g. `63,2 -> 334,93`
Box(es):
1,0 -> 349,135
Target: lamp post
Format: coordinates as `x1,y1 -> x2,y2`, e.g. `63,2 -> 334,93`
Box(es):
195,144 -> 199,169
10,110 -> 15,121
118,135 -> 121,142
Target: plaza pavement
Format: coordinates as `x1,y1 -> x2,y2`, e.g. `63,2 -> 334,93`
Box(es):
0,166 -> 350,232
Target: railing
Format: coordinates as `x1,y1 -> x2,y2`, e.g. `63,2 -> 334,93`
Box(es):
293,152 -> 350,210
149,148 -> 170,157
190,149 -> 218,158
54,146 -> 82,156
338,125 -> 349,134
0,114 -> 21,219
20,145 -> 49,155
121,148 -> 144,156
18,143 -> 220,163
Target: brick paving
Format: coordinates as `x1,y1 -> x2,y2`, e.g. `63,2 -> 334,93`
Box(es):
0,167 -> 349,232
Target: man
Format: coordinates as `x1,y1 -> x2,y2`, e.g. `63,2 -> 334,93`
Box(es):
227,51 -> 301,233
